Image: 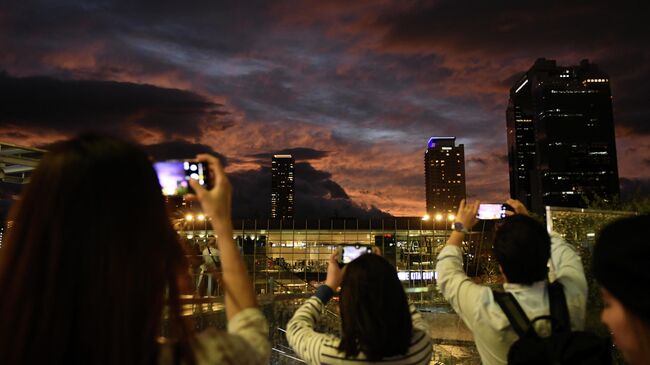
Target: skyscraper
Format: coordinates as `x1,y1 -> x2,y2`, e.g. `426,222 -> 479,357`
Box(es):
271,154 -> 295,219
424,137 -> 466,215
507,58 -> 619,213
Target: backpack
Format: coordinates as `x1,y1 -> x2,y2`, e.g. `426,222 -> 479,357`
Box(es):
492,281 -> 612,365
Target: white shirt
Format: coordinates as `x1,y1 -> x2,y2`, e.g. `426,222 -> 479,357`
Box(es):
435,232 -> 587,365
201,246 -> 220,268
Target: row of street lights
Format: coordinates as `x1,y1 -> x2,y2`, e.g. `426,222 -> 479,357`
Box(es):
185,213 -> 456,223
185,213 -> 206,222
421,213 -> 455,222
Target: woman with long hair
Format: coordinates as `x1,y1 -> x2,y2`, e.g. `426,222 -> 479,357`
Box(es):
593,214 -> 650,365
0,134 -> 269,364
286,250 -> 433,364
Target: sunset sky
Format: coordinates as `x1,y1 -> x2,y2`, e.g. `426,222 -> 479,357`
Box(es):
1,0 -> 649,218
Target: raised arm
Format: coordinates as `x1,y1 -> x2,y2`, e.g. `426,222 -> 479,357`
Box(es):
189,155 -> 256,318
549,232 -> 587,298
286,252 -> 342,364
436,200 -> 487,326
187,154 -> 269,364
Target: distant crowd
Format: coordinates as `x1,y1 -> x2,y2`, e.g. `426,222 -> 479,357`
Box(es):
0,134 -> 647,365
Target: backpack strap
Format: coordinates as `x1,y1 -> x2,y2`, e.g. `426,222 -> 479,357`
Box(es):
492,289 -> 536,338
548,280 -> 571,333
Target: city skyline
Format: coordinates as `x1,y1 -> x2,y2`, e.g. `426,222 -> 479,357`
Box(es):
1,1 -> 649,217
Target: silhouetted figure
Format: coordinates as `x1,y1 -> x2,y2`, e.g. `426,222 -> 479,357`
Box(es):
594,215 -> 650,365
286,252 -> 433,364
0,134 -> 269,365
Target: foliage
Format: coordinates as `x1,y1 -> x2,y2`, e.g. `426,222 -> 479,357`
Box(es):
583,193 -> 650,214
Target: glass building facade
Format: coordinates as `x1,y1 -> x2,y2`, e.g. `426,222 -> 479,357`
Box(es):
507,59 -> 620,214
179,217 -> 491,297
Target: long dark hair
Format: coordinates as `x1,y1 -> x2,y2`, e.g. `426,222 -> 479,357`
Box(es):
338,254 -> 412,360
0,134 -> 195,364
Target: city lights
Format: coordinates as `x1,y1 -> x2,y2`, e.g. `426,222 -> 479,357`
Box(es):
185,214 -> 193,221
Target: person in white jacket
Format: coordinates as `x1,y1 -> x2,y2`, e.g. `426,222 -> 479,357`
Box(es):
435,199 -> 587,365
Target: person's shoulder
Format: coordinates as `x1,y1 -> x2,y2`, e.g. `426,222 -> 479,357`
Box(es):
474,288 -> 512,331
157,330 -> 245,365
411,328 -> 433,346
192,327 -> 264,364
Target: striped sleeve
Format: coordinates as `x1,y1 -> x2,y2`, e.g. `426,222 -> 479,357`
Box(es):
286,296 -> 339,365
409,304 -> 430,335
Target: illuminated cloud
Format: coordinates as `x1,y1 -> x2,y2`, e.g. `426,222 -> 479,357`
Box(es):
1,0 -> 649,215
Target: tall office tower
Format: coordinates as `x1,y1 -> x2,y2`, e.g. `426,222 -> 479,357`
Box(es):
507,58 -> 620,214
424,137 -> 466,215
271,154 -> 295,219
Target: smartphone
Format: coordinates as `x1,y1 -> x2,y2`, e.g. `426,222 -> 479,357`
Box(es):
477,203 -> 507,220
338,245 -> 372,265
153,160 -> 210,196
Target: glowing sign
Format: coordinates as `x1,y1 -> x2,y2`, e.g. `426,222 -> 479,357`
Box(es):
427,137 -> 455,149
397,271 -> 436,281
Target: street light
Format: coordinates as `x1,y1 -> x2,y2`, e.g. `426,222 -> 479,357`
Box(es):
435,214 -> 443,222
447,214 -> 455,222
422,214 -> 430,221
197,214 -> 205,221
185,214 -> 194,221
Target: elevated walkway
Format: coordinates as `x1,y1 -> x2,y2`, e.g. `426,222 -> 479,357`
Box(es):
0,142 -> 45,184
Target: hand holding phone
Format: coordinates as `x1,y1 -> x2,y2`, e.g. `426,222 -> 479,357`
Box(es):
325,251 -> 343,290
476,203 -> 507,220
338,244 -> 372,266
186,154 -> 233,232
153,160 -> 211,196
505,199 -> 529,216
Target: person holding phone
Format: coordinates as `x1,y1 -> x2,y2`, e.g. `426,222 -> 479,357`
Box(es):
593,215 -> 650,365
0,134 -> 270,365
285,249 -> 433,364
435,199 -> 588,365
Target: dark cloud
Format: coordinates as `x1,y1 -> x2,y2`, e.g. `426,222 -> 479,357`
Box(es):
0,1 -> 275,60
229,162 -> 390,219
229,167 -> 272,219
295,162 -> 348,200
620,177 -> 650,203
468,153 -> 508,167
468,157 -> 488,166
249,147 -> 329,162
144,140 -> 227,166
376,1 -> 647,53
501,72 -> 526,89
0,73 -> 230,138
